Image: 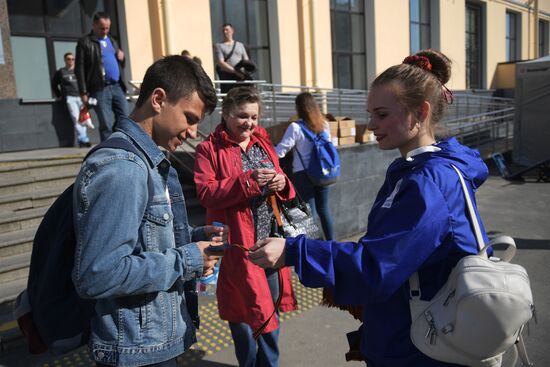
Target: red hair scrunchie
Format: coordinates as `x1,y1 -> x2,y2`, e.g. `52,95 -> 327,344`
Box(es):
402,55 -> 432,72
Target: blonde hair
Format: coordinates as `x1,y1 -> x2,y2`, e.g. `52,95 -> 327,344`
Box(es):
372,49 -> 452,127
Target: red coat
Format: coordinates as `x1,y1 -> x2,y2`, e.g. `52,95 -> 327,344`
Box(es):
194,123 -> 298,334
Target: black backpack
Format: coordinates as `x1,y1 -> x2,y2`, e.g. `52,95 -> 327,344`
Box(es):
13,137 -> 203,356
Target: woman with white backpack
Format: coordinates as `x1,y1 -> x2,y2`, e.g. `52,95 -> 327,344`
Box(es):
248,49 -> 533,366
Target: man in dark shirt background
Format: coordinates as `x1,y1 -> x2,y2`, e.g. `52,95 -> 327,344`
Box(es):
76,12 -> 128,141
52,52 -> 92,148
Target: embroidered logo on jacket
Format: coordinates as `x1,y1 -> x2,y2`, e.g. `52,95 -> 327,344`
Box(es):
382,179 -> 403,208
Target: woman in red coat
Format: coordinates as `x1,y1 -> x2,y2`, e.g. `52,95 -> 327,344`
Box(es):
194,87 -> 297,367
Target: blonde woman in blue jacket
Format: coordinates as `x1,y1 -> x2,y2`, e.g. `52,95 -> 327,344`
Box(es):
249,49 -> 489,367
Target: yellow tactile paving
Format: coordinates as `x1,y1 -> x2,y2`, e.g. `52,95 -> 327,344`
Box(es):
1,272 -> 322,366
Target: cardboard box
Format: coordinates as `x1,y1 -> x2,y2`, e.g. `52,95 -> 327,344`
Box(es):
339,136 -> 356,146
356,124 -> 375,143
331,137 -> 339,147
328,120 -> 339,138
336,117 -> 356,137
265,122 -> 291,144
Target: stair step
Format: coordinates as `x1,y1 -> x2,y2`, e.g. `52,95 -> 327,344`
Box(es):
0,207 -> 47,234
0,157 -> 82,176
0,252 -> 30,285
0,173 -> 75,197
0,278 -> 27,306
0,189 -> 60,213
0,228 -> 36,257
0,160 -> 79,188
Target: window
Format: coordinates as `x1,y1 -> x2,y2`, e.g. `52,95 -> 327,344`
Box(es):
330,0 -> 367,90
210,0 -> 272,83
539,20 -> 549,57
7,0 -> 120,99
465,2 -> 483,89
409,0 -> 431,54
506,11 -> 521,62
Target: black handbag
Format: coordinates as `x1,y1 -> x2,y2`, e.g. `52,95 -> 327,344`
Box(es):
269,194 -> 324,240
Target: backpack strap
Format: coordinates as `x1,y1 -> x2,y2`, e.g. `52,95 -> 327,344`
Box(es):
84,137 -> 142,161
295,120 -> 320,173
409,164 -> 487,301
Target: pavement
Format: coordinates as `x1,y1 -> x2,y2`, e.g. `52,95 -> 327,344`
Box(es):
0,160 -> 548,367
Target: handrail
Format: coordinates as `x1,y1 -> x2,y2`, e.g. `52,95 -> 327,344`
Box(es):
127,79 -> 515,159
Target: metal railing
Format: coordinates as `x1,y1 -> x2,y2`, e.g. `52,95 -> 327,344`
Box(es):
128,80 -> 515,158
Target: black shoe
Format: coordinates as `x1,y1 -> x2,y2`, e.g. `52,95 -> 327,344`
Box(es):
79,141 -> 92,148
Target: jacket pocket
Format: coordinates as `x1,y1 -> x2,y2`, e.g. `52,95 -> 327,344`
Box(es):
143,202 -> 174,252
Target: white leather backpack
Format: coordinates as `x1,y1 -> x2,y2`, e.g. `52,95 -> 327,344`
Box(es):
409,165 -> 535,367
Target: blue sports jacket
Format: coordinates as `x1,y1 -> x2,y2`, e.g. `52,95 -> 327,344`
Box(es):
72,117 -> 205,366
286,138 -> 489,367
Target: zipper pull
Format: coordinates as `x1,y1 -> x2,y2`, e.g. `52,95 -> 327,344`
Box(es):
443,290 -> 456,306
425,325 -> 433,339
429,328 -> 437,345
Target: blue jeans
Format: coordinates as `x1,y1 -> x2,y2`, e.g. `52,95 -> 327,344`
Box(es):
229,269 -> 280,367
293,170 -> 335,240
65,95 -> 89,144
92,83 -> 129,141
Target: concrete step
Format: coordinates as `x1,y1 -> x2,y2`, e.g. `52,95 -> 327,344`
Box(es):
0,188 -> 60,213
0,207 -> 47,234
0,158 -> 82,180
0,278 -> 26,307
0,170 -> 75,197
0,252 -> 30,285
0,228 -> 36,258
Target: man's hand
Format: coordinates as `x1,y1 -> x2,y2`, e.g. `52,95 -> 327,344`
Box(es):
80,94 -> 89,105
203,224 -> 228,244
248,237 -> 286,268
197,241 -> 221,277
116,49 -> 124,62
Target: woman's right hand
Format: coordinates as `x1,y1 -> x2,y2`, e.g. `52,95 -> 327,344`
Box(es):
248,237 -> 286,268
252,168 -> 277,187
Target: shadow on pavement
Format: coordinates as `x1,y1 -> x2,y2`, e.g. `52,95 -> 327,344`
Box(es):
514,238 -> 550,250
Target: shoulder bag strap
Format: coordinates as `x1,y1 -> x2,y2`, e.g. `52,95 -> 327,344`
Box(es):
251,195 -> 284,340
225,41 -> 238,62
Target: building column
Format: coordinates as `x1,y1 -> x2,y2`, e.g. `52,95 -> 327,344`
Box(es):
0,0 -> 17,99
297,0 -> 333,88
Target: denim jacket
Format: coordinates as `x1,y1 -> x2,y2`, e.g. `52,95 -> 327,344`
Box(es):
72,116 -> 205,366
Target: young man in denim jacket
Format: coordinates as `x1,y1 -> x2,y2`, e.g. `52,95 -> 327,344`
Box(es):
72,56 -> 220,367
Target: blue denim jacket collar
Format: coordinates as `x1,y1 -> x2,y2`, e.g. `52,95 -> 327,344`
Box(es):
116,116 -> 169,168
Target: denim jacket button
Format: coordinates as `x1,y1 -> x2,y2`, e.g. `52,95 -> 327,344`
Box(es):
97,351 -> 105,359
163,213 -> 170,220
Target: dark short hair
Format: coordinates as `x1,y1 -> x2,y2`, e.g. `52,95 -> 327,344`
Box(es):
222,23 -> 233,29
221,86 -> 262,117
93,12 -> 110,23
64,52 -> 73,59
135,55 -> 217,115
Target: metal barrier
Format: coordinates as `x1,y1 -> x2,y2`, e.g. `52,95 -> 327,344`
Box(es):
129,79 -> 515,157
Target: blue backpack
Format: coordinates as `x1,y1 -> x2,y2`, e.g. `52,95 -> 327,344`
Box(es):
296,120 -> 340,186
15,138 -> 142,355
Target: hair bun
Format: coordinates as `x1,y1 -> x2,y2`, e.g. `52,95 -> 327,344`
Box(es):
403,55 -> 432,71
414,49 -> 452,85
